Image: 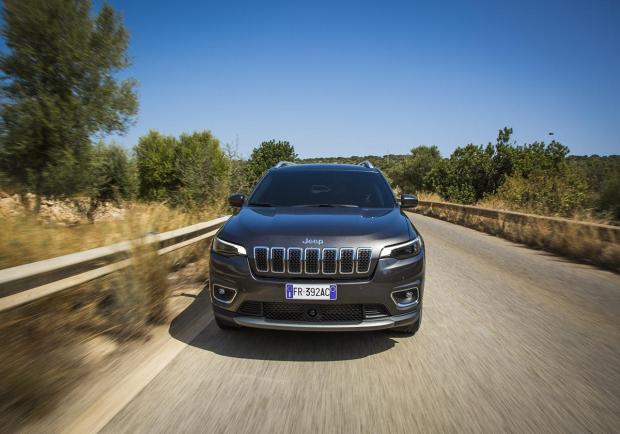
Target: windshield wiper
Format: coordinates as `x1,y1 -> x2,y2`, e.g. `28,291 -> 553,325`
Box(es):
248,202 -> 275,207
293,204 -> 359,208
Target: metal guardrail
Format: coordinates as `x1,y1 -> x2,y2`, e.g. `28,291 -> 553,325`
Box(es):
416,200 -> 620,242
0,215 -> 230,312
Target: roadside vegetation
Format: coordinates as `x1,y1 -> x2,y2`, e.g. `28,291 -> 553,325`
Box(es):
304,129 -> 619,223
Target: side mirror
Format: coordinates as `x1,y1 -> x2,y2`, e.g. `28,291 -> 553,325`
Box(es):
228,193 -> 245,208
400,193 -> 418,208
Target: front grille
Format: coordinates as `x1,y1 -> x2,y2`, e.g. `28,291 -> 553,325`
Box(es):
252,246 -> 374,276
263,302 -> 363,322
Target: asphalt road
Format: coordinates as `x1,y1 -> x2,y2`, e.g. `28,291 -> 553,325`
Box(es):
102,213 -> 620,433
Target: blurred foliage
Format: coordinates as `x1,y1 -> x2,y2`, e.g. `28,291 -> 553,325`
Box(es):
0,0 -> 137,208
89,142 -> 136,204
568,155 -> 620,219
247,140 -> 297,187
225,144 -> 252,195
496,169 -> 589,216
134,130 -> 177,202
174,131 -> 229,208
135,130 -> 229,208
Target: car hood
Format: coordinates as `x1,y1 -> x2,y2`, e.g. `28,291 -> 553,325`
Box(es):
218,206 -> 413,249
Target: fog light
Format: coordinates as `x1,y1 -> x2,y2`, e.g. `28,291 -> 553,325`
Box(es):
391,287 -> 419,308
213,285 -> 237,304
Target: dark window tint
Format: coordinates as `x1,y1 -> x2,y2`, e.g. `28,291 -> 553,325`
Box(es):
249,170 -> 396,208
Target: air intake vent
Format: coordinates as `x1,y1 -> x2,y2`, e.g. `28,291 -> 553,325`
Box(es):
254,247 -> 269,272
364,304 -> 389,319
339,248 -> 354,274
271,247 -> 285,273
238,301 -> 262,316
305,248 -> 320,274
322,248 -> 337,274
287,248 -> 302,273
357,248 -> 372,273
263,302 -> 363,322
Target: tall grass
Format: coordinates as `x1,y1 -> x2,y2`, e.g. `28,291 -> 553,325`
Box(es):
0,201 -> 224,269
0,201 -> 224,427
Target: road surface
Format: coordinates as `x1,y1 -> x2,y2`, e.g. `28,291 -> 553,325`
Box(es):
101,213 -> 620,433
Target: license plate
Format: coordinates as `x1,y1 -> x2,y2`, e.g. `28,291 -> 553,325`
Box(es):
285,283 -> 337,300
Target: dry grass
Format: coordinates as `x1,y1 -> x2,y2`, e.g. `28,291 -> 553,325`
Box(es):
415,203 -> 620,272
476,196 -> 613,225
0,201 -> 225,269
0,201 -> 223,427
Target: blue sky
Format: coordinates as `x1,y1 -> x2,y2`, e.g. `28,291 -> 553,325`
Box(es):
99,0 -> 619,158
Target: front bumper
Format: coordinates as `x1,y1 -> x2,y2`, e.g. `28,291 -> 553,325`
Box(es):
215,306 -> 419,331
209,250 -> 424,331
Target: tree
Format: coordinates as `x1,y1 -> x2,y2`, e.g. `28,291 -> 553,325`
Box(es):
388,145 -> 441,193
174,131 -> 229,208
134,130 -> 177,202
0,0 -> 137,210
89,142 -> 136,203
247,140 -> 297,187
427,143 -> 495,203
225,144 -> 251,195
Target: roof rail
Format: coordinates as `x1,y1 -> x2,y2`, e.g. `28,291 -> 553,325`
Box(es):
358,160 -> 375,169
273,161 -> 296,168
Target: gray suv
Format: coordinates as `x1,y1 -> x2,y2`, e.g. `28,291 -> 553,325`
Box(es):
209,161 -> 425,333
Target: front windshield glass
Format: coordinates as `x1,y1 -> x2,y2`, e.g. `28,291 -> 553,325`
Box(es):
249,170 -> 396,208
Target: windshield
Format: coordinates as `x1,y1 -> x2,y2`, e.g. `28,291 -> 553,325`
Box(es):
249,170 -> 396,208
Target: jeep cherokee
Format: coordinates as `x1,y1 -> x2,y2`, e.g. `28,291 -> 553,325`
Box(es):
209,161 -> 425,333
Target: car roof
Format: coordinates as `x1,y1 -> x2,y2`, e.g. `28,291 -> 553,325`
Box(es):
271,163 -> 377,173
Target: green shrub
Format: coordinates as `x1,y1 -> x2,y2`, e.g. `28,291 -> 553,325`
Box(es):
388,145 -> 441,194
173,131 -> 229,208
89,142 -> 136,203
598,177 -> 620,220
247,140 -> 297,187
496,169 -> 588,217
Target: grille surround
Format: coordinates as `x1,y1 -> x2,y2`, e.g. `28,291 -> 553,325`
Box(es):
253,246 -> 374,277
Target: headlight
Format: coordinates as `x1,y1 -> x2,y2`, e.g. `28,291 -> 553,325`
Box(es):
380,237 -> 422,260
212,237 -> 247,256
